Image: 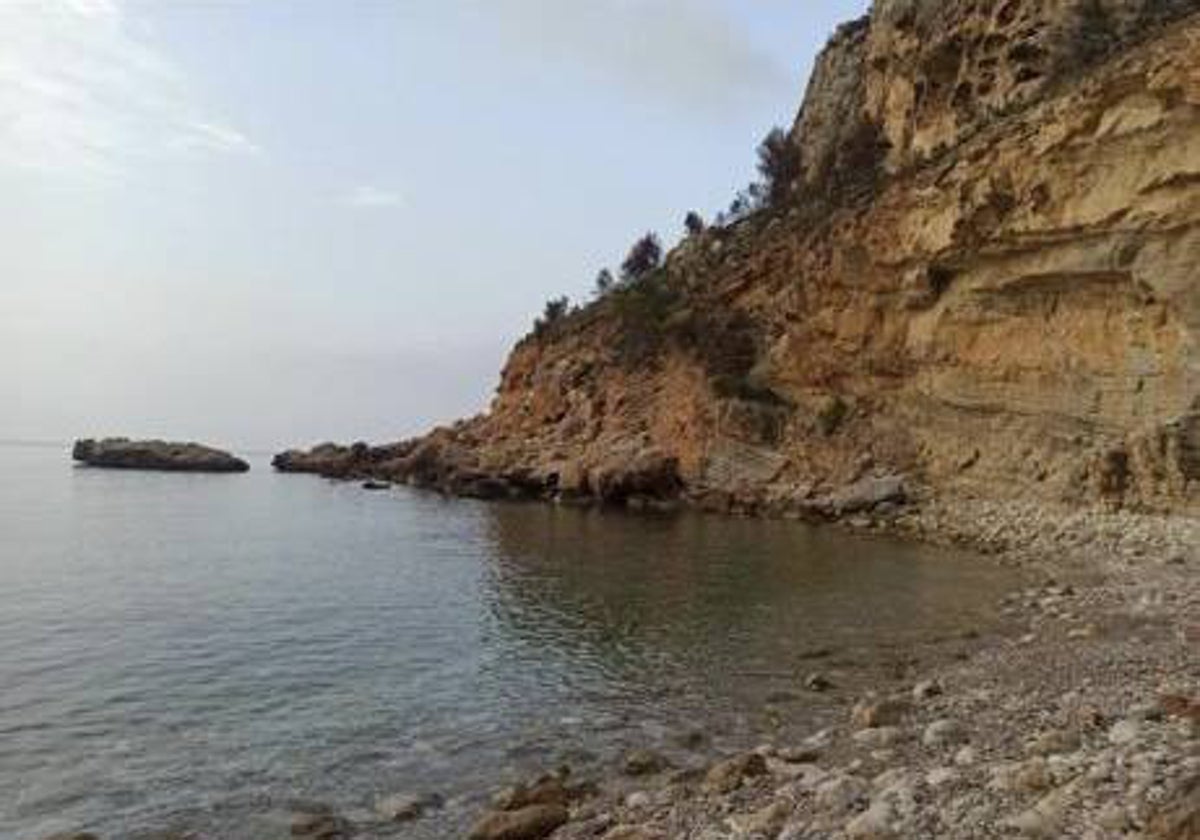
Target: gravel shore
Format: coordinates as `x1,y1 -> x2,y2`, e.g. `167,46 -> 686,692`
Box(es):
459,504 -> 1198,840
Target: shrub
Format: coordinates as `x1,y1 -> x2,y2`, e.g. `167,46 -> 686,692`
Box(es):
609,269 -> 678,361
684,211 -> 705,237
594,268 -> 615,297
716,184 -> 764,226
620,232 -> 663,282
757,126 -> 804,206
533,295 -> 570,336
823,120 -> 890,204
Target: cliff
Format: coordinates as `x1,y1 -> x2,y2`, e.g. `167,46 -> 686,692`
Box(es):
276,0 -> 1200,521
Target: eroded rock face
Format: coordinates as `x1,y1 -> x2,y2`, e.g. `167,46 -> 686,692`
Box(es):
796,0 -> 1200,182
72,439 -> 249,473
278,2 -> 1200,519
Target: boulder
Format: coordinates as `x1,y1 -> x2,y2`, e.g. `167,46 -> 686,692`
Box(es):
72,438 -> 249,473
375,792 -> 441,822
703,752 -> 769,793
591,449 -> 683,504
621,749 -> 670,777
825,475 -> 907,517
490,775 -> 572,811
468,804 -> 568,840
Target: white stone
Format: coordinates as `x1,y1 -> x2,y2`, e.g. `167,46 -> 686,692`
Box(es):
954,746 -> 979,766
853,726 -> 904,748
1108,719 -> 1141,746
625,791 -> 652,809
926,767 -> 960,788
923,719 -> 967,748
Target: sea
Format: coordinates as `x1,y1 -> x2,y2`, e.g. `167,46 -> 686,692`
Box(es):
0,441 -> 1019,839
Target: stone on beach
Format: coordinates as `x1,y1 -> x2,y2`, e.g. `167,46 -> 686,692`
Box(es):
467,804 -> 569,840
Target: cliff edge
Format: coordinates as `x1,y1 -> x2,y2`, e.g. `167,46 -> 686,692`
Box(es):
276,0 -> 1200,522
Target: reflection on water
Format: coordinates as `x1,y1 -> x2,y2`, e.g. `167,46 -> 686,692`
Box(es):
0,444 -> 1018,839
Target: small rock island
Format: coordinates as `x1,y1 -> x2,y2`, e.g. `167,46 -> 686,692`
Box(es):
72,438 -> 250,473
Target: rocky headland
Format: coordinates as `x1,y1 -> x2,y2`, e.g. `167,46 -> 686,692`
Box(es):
72,438 -> 250,473
258,0 -> 1200,838
277,0 -> 1200,532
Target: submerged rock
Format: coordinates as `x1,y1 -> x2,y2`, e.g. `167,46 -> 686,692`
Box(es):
290,806 -> 350,839
374,791 -> 441,822
622,749 -> 671,777
72,438 -> 249,473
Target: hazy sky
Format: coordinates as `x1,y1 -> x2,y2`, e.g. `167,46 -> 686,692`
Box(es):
1,0 -> 868,451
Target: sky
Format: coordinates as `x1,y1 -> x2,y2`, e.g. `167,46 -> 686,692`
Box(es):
0,0 -> 869,451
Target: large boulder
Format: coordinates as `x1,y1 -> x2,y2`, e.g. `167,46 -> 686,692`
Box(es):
591,448 -> 683,504
824,474 -> 908,517
72,438 -> 249,473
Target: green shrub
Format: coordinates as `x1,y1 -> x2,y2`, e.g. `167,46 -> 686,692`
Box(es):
620,233 -> 663,282
533,296 -> 570,337
609,269 -> 679,361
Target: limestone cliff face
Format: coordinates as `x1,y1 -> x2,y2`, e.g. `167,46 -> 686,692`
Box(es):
277,2 -> 1200,518
795,0 -> 1199,183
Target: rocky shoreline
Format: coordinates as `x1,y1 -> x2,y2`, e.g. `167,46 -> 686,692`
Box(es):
37,490 -> 1197,839
275,500 -> 1200,840
263,446 -> 1200,837
542,512 -> 1198,840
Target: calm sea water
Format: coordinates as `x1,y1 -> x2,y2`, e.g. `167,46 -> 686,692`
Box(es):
0,442 -> 1018,839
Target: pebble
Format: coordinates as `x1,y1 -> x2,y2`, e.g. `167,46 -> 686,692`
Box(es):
852,726 -> 904,748
804,672 -> 834,692
1108,719 -> 1141,745
844,801 -> 896,838
925,767 -> 960,788
953,746 -> 979,766
912,679 -> 943,701
851,697 -> 911,729
922,719 -> 967,748
814,774 -> 868,813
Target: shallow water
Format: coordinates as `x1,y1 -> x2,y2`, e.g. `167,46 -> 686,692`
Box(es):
0,442 -> 1019,838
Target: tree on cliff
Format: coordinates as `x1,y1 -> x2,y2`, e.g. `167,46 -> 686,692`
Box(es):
684,211 -> 705,237
620,233 -> 662,282
594,268 -> 615,297
824,120 -> 891,203
757,126 -> 804,206
533,296 -> 570,337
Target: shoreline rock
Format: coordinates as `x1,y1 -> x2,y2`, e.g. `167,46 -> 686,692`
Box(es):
71,438 -> 249,474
